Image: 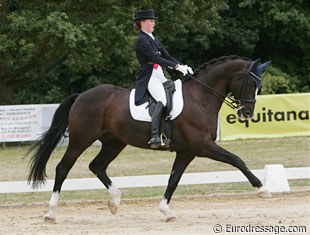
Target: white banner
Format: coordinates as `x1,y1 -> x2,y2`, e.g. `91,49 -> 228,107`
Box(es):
0,105 -> 43,142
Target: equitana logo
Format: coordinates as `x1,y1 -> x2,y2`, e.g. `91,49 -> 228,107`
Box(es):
226,107 -> 309,128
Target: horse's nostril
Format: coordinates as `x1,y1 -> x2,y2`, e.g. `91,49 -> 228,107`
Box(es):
244,110 -> 252,117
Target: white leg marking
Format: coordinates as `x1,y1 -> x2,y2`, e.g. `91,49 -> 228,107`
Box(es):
159,198 -> 176,222
43,192 -> 59,223
257,186 -> 272,198
107,183 -> 121,215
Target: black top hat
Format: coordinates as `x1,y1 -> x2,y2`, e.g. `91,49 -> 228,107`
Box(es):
134,9 -> 158,21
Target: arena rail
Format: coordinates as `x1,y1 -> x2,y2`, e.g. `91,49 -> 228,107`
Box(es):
0,166 -> 309,194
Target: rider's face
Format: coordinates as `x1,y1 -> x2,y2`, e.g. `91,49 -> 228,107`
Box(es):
141,19 -> 156,33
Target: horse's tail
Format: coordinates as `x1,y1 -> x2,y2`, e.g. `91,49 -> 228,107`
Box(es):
27,94 -> 79,188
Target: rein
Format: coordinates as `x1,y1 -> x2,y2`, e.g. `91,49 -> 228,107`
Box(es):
187,73 -> 245,110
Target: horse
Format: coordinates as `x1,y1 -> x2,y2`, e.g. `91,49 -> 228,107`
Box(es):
27,55 -> 271,222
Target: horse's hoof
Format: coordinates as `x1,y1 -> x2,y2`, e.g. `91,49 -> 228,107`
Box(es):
165,216 -> 177,222
43,214 -> 56,223
108,201 -> 118,215
257,187 -> 272,198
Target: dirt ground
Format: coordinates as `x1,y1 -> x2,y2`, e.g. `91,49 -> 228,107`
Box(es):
0,191 -> 309,235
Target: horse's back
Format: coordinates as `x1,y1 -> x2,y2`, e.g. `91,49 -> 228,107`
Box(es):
71,84 -> 128,110
78,84 -> 129,102
68,84 -> 130,136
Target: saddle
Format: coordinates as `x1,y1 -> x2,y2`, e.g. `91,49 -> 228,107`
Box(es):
130,79 -> 184,151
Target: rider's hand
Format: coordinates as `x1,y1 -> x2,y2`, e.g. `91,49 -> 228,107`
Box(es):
185,65 -> 194,75
176,64 -> 188,76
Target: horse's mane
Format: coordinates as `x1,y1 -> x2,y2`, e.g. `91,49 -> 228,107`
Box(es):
193,55 -> 252,76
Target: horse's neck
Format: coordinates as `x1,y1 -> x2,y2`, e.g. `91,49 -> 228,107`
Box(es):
183,79 -> 224,113
195,70 -> 228,95
186,59 -> 247,118
198,60 -> 244,96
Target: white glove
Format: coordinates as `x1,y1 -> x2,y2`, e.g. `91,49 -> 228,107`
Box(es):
185,65 -> 194,74
176,64 -> 188,76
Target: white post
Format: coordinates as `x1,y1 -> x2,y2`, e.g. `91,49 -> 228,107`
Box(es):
263,164 -> 290,193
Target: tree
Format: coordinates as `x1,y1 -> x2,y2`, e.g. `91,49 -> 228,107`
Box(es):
0,0 -> 128,103
0,0 -> 309,104
208,0 -> 310,91
0,0 -> 227,104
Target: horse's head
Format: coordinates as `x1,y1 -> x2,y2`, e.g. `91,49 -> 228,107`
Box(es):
229,59 -> 271,119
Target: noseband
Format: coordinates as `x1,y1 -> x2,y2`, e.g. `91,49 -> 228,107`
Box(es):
188,70 -> 261,111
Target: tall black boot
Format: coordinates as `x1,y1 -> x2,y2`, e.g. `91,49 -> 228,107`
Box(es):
148,101 -> 164,149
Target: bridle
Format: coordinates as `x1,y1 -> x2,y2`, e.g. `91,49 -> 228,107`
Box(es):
230,71 -> 262,108
187,70 -> 262,111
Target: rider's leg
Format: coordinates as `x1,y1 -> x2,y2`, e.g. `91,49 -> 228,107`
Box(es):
147,65 -> 167,148
148,101 -> 164,148
148,65 -> 167,106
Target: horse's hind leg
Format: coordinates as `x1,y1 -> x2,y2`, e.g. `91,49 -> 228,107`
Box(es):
89,135 -> 126,215
44,144 -> 89,222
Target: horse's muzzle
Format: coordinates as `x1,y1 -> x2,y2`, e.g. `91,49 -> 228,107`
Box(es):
238,109 -> 254,120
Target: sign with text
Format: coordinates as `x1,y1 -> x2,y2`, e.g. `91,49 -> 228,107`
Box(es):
219,93 -> 310,140
0,105 -> 42,142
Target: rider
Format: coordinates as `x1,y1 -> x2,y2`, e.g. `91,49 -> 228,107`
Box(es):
133,9 -> 193,149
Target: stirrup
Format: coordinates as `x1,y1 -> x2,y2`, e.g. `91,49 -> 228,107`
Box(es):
160,133 -> 171,149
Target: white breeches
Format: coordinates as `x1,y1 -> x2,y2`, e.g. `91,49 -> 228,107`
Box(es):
148,65 -> 167,107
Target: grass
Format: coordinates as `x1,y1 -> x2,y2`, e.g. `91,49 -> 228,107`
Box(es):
0,136 -> 309,204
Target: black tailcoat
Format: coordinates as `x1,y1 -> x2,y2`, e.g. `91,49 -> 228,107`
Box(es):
134,31 -> 180,105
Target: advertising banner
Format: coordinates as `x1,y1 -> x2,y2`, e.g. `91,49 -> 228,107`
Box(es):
219,93 -> 310,140
0,105 -> 42,142
0,104 -> 58,142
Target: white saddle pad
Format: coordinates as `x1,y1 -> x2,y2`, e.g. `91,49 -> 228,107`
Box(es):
129,79 -> 183,122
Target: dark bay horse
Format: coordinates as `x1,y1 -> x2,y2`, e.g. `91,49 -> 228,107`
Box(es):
28,55 -> 271,222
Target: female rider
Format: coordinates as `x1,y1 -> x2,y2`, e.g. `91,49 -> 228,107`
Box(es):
133,9 -> 193,149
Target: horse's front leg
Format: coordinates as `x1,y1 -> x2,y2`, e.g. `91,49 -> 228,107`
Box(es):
160,151 -> 195,222
199,140 -> 271,197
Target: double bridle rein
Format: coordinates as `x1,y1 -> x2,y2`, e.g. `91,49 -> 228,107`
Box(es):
187,70 -> 261,111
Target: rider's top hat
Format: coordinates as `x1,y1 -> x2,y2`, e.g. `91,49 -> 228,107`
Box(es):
134,9 -> 158,21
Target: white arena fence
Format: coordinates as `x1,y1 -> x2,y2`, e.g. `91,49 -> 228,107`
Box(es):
0,165 -> 309,194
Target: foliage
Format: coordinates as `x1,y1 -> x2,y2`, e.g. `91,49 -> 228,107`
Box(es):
209,0 -> 310,94
0,0 -> 309,104
260,66 -> 297,95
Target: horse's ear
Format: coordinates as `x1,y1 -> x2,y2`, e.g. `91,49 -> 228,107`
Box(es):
256,60 -> 272,77
248,58 -> 260,72
251,58 -> 260,72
